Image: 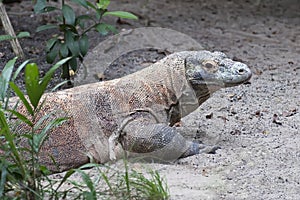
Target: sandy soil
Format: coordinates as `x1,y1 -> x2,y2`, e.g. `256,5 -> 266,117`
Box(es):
82,1 -> 300,199
1,0 -> 300,199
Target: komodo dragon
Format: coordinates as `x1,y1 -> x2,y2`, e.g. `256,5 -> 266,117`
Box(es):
12,51 -> 252,172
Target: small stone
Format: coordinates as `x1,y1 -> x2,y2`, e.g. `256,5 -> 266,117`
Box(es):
96,73 -> 105,81
205,112 -> 213,119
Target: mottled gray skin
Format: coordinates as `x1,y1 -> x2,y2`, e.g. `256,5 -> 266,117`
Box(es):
12,51 -> 252,172
185,51 -> 252,104
116,51 -> 252,161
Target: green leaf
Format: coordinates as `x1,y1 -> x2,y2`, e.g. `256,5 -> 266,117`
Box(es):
33,117 -> 67,153
95,9 -> 102,20
0,162 -> 8,196
36,24 -> 58,32
55,169 -> 76,191
0,34 -> 14,42
34,110 -> 57,130
0,110 -> 26,178
95,23 -> 117,35
76,15 -> 94,28
69,57 -> 78,71
79,163 -> 100,169
51,80 -> 69,92
62,5 -> 76,25
39,165 -> 51,176
25,63 -> 40,109
74,169 -> 96,197
71,40 -> 80,57
34,0 -> 47,13
60,43 -> 69,58
57,16 -> 64,23
79,34 -> 89,56
40,57 -> 72,93
65,30 -> 74,44
96,0 -> 110,9
12,60 -> 29,81
0,58 -> 16,102
9,82 -> 33,115
16,32 -> 30,38
0,32 -> 30,42
0,112 -> 10,138
46,42 -> 60,63
103,11 -> 138,19
43,6 -> 58,12
46,38 -> 58,52
14,58 -> 70,112
86,1 -> 97,10
3,60 -> 30,108
7,109 -> 33,127
82,191 -> 95,199
59,24 -> 78,34
65,31 -> 80,57
71,0 -> 88,9
76,15 -> 94,22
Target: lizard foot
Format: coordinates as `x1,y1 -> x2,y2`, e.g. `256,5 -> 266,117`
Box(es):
180,142 -> 221,158
198,143 -> 221,154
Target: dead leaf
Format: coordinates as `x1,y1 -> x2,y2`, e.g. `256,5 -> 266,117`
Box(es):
272,114 -> 283,125
283,108 -> 297,117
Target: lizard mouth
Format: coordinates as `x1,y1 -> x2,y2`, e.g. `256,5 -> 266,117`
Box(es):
189,69 -> 251,89
223,70 -> 252,87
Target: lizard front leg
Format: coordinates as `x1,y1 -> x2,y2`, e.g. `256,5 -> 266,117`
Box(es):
118,113 -> 219,162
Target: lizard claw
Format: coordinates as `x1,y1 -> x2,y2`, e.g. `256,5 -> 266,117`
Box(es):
198,144 -> 221,154
109,153 -> 117,161
181,142 -> 221,158
108,133 -> 118,161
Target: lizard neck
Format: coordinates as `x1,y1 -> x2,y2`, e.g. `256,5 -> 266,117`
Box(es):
189,84 -> 211,105
165,54 -> 200,117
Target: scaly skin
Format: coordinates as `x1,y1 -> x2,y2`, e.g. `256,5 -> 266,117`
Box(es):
12,51 -> 252,172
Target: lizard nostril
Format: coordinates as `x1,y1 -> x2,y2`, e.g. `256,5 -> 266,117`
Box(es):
238,68 -> 245,74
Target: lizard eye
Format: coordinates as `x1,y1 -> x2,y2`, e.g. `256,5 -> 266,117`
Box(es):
203,60 -> 218,72
205,62 -> 213,68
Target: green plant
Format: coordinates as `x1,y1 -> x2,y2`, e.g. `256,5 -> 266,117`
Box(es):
0,57 -> 69,199
34,0 -> 138,83
129,169 -> 169,199
0,32 -> 30,42
0,58 -> 169,199
49,161 -> 169,199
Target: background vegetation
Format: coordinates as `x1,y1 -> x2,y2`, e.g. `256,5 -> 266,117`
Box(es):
0,1 -> 169,199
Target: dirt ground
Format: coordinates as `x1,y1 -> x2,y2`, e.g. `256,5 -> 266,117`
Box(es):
1,0 -> 300,199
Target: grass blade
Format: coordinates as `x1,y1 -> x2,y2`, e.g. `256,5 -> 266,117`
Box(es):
74,169 -> 96,199
40,57 -> 71,93
0,162 -> 8,197
55,169 -> 75,191
0,58 -> 16,102
33,117 -> 67,153
9,82 -> 33,116
0,111 -> 26,178
12,60 -> 30,81
7,109 -> 33,127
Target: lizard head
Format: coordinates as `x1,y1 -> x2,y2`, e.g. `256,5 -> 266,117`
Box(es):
184,51 -> 252,101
